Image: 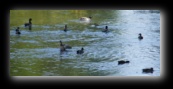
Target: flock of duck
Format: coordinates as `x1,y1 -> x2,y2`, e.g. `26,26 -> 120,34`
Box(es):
14,17 -> 154,74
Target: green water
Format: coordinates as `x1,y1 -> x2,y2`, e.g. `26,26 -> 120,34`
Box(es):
10,10 -> 160,76
10,10 -> 118,76
10,10 -> 116,28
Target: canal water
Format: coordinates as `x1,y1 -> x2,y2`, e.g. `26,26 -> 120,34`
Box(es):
10,10 -> 160,76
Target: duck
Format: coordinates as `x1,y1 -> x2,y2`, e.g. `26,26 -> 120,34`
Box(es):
118,60 -> 130,65
59,40 -> 67,52
80,16 -> 92,22
15,27 -> 21,34
138,33 -> 143,39
60,44 -> 66,52
59,40 -> 72,49
24,18 -> 32,27
77,47 -> 84,54
24,18 -> 32,30
64,25 -> 68,32
142,67 -> 154,73
102,26 -> 109,32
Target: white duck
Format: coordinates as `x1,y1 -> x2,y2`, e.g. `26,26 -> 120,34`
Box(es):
79,16 -> 92,22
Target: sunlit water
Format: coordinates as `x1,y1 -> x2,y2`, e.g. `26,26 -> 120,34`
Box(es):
10,10 -> 160,76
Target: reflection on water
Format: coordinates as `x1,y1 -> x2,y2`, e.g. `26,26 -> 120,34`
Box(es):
10,10 -> 160,76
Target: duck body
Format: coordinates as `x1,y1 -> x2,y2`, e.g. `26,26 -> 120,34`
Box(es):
24,22 -> 31,27
80,17 -> 92,22
118,60 -> 130,65
77,48 -> 84,54
24,18 -> 32,27
24,18 -> 32,30
59,40 -> 72,51
102,26 -> 109,33
16,31 -> 21,34
64,45 -> 72,49
138,33 -> 143,39
15,27 -> 21,35
142,67 -> 154,73
64,25 -> 68,32
60,45 -> 66,52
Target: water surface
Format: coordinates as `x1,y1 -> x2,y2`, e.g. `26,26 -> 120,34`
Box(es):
10,10 -> 160,76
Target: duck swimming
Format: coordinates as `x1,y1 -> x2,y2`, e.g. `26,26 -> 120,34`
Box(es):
102,26 -> 109,33
77,47 -> 84,54
60,44 -> 66,52
80,16 -> 92,22
15,27 -> 21,35
138,33 -> 143,39
142,67 -> 154,73
24,18 -> 32,30
59,40 -> 72,49
24,18 -> 32,27
118,60 -> 130,65
64,25 -> 68,32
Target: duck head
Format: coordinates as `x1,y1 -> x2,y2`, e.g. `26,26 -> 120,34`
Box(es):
105,26 -> 108,29
29,18 -> 32,21
88,16 -> 92,19
81,47 -> 84,50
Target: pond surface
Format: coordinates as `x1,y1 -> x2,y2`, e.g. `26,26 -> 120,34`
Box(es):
10,10 -> 160,76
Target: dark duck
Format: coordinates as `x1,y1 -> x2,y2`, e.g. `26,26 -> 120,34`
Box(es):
142,67 -> 154,73
60,44 -> 66,52
138,33 -> 143,40
15,27 -> 21,35
118,60 -> 130,65
102,26 -> 109,33
59,40 -> 72,49
77,47 -> 84,54
64,25 -> 68,32
24,18 -> 32,30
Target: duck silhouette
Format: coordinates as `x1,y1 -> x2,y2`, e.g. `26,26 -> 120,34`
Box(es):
118,60 -> 130,65
15,27 -> 21,35
102,26 -> 109,33
60,44 -> 66,52
24,18 -> 32,30
138,33 -> 143,40
64,25 -> 68,32
59,40 -> 72,49
77,47 -> 84,54
142,67 -> 154,73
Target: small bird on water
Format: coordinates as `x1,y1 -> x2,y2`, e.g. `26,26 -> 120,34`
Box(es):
102,26 -> 109,33
64,24 -> 68,32
15,27 -> 21,35
24,18 -> 32,30
138,33 -> 143,40
77,47 -> 84,54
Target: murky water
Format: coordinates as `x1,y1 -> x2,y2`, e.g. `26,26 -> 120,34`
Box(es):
10,10 -> 160,76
